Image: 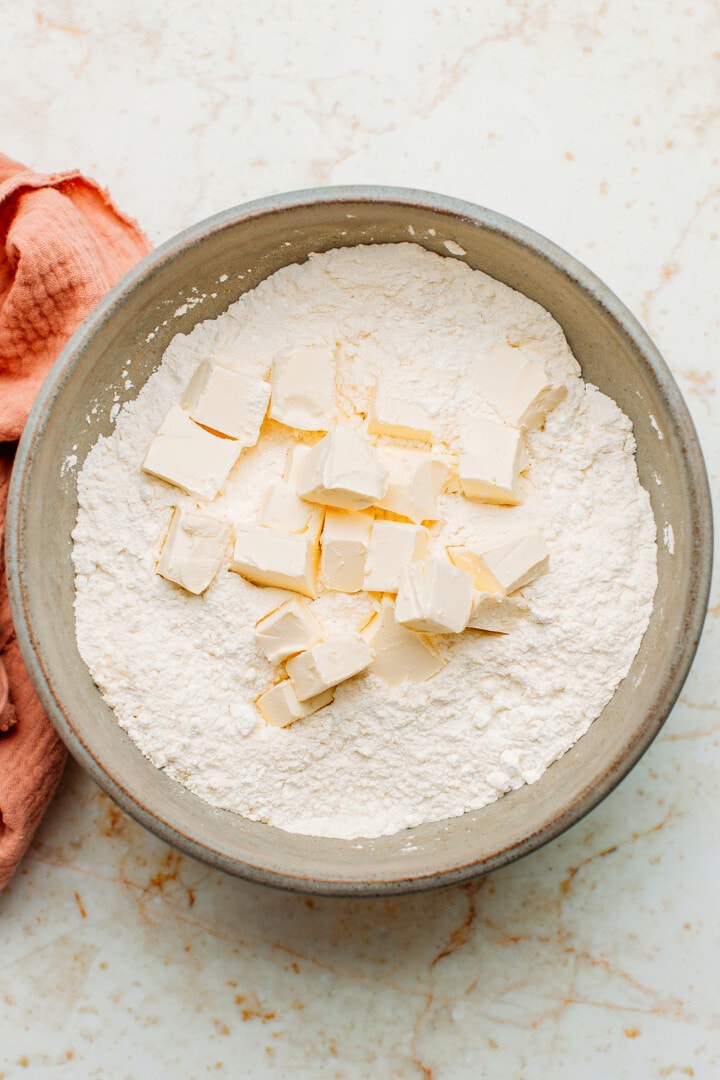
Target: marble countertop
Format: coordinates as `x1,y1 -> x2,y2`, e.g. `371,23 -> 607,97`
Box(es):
1,2 -> 718,1077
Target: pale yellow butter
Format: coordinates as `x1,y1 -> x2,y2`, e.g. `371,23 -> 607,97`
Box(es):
284,442 -> 313,484
269,346 -> 338,431
230,524 -> 319,598
156,507 -> 230,595
474,342 -> 566,431
296,425 -> 387,511
142,405 -> 242,500
286,635 -> 373,701
466,591 -> 529,633
320,509 -> 373,593
449,531 -> 549,596
181,360 -> 270,445
367,376 -> 433,441
363,598 -> 444,686
256,680 -> 334,727
254,597 -> 323,664
446,546 -> 504,594
458,415 -> 526,505
363,520 -> 428,594
376,447 -> 448,523
480,531 -> 550,594
258,480 -> 323,536
395,556 -> 474,634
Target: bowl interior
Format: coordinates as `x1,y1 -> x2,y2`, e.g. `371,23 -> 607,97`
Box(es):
8,189 -> 712,895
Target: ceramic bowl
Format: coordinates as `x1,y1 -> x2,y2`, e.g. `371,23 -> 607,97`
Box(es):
6,187 -> 712,896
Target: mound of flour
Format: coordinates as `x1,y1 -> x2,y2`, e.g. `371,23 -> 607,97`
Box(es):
72,244 -> 657,839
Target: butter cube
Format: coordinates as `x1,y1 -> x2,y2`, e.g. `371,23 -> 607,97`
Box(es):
254,597 -> 323,663
446,546 -> 505,594
181,360 -> 270,445
367,376 -> 434,441
467,591 -> 529,633
269,346 -> 337,431
363,521 -> 428,594
475,343 -> 566,430
258,481 -> 323,536
284,443 -> 313,483
156,508 -> 230,595
142,406 -> 242,500
256,680 -> 334,728
364,598 -> 445,687
480,532 -> 550,594
449,532 -> 549,596
458,415 -> 526,505
395,556 -> 473,634
286,635 -> 373,700
230,525 -> 319,598
296,425 -> 388,511
320,509 -> 373,593
376,448 -> 448,523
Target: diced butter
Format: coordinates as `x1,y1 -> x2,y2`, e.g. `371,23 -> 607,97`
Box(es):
269,346 -> 337,431
395,556 -> 474,634
363,598 -> 445,687
480,531 -> 550,594
181,360 -> 270,445
320,509 -> 373,593
446,545 -> 505,594
376,448 -> 448,523
363,521 -> 428,594
448,531 -> 549,596
474,343 -> 567,430
256,679 -> 334,728
156,507 -> 230,595
284,442 -> 313,483
467,591 -> 529,633
142,405 -> 242,500
258,480 -> 323,536
230,525 -> 319,598
296,425 -> 388,511
458,416 -> 527,505
254,597 -> 323,663
367,376 -> 433,441
286,635 -> 373,701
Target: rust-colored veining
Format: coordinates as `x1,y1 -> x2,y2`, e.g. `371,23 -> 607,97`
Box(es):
640,182 -> 720,331
560,845 -> 618,895
146,849 -> 183,893
558,814 -> 672,899
233,991 -> 276,1023
98,800 -> 128,838
481,917 -> 534,946
431,881 -> 484,966
36,12 -> 88,35
682,369 -> 716,404
411,1061 -> 434,1080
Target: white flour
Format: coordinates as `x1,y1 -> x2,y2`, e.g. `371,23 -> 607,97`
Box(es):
72,244 -> 658,840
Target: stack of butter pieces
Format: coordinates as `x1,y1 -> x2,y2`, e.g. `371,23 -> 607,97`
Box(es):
142,341 -> 564,728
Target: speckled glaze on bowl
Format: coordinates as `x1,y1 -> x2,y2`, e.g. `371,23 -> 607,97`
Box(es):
6,187 -> 713,896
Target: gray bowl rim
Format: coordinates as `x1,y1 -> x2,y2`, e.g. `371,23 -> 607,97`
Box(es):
6,184 -> 714,896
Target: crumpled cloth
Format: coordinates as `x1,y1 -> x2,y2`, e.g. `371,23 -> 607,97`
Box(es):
0,153 -> 150,890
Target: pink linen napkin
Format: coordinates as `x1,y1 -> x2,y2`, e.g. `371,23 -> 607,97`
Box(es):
0,153 -> 150,889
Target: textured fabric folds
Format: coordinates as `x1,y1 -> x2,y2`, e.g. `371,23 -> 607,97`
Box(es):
0,153 -> 150,889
